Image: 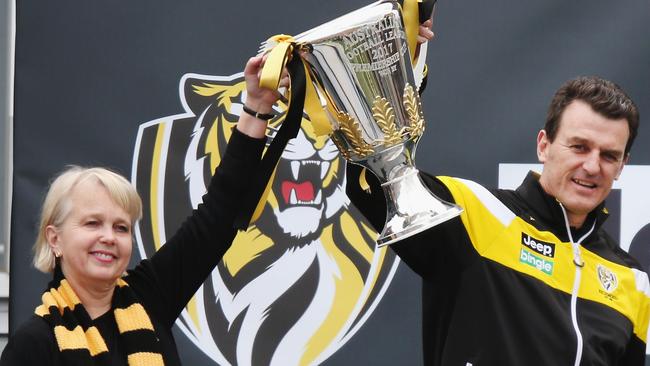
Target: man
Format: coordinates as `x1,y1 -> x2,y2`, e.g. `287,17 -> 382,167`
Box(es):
347,76 -> 649,365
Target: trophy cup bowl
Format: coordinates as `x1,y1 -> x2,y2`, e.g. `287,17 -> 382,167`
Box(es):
276,0 -> 462,246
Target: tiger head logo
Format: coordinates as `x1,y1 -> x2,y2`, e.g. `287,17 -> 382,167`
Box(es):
597,264 -> 618,293
132,71 -> 399,365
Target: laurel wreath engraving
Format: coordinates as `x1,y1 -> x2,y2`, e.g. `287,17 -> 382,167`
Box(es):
337,111 -> 374,158
403,84 -> 425,138
372,97 -> 403,146
333,83 -> 425,158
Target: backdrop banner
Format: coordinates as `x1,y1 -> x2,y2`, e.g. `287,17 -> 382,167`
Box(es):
11,1 -> 650,365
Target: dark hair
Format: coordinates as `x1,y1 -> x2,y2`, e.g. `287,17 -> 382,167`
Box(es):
544,76 -> 639,155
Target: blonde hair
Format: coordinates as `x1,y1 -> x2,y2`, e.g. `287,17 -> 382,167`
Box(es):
33,166 -> 143,273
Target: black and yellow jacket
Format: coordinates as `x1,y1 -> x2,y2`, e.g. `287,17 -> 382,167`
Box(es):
347,167 -> 650,365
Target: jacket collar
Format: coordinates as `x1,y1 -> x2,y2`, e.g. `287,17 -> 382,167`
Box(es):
515,171 -> 609,241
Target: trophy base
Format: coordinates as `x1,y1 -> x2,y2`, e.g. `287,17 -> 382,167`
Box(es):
375,169 -> 463,247
376,204 -> 462,246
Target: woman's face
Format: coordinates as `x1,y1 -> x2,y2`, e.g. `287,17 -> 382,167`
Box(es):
47,179 -> 133,289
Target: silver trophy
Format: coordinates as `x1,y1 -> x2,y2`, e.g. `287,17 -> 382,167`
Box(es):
268,1 -> 462,246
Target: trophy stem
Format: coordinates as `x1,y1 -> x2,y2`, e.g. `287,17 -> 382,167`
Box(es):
376,166 -> 462,246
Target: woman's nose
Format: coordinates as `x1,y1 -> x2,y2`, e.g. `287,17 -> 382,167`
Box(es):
99,225 -> 116,244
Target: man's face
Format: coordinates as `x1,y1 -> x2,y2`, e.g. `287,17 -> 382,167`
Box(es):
537,100 -> 629,227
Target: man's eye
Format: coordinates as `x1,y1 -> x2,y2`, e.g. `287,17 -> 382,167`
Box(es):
602,153 -> 620,163
570,144 -> 587,152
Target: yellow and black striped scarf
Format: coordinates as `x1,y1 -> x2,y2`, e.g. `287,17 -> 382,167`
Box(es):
35,271 -> 164,366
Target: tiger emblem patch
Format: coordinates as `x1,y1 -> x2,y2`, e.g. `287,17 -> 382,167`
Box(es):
597,264 -> 618,293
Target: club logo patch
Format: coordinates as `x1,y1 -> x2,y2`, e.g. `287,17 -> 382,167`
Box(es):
597,264 -> 618,293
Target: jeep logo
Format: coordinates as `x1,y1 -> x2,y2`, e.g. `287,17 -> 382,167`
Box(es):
521,233 -> 555,258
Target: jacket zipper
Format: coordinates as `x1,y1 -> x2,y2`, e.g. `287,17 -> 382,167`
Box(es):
559,203 -> 595,366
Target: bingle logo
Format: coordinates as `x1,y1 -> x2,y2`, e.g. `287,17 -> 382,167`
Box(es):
520,248 -> 554,275
521,233 -> 555,258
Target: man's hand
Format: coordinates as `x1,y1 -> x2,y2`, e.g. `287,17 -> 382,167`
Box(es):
417,19 -> 434,44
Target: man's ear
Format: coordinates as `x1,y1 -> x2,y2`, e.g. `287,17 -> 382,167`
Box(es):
536,129 -> 549,163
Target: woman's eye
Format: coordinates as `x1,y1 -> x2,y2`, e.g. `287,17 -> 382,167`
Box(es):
116,225 -> 130,233
85,220 -> 99,227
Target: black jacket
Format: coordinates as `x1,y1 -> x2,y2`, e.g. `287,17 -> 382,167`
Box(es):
347,166 -> 650,366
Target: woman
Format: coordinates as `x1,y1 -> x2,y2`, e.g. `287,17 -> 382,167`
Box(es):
0,55 -> 280,366
1,20 -> 436,365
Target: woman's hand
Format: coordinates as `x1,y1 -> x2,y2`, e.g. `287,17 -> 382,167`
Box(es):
237,54 -> 288,138
243,55 -> 281,114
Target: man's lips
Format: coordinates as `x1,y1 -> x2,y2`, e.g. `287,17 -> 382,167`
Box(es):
572,178 -> 597,189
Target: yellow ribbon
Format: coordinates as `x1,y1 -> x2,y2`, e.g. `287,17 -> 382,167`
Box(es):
359,168 -> 371,193
259,35 -> 295,90
259,35 -> 332,137
248,35 -> 336,224
402,0 -> 422,63
302,73 -> 332,136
